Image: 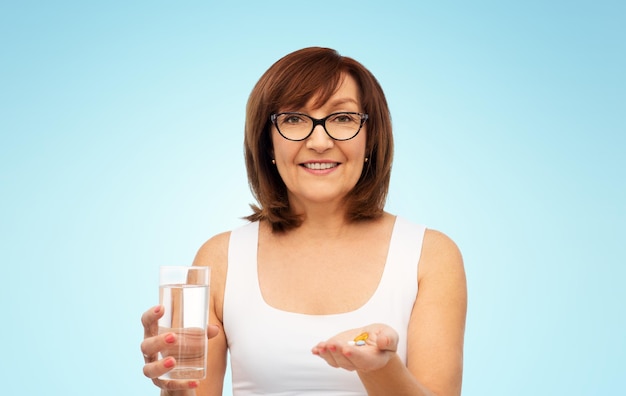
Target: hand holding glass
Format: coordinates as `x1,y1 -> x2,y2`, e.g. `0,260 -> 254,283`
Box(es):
158,266 -> 210,380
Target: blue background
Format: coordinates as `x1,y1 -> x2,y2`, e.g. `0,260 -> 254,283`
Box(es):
1,1 -> 624,395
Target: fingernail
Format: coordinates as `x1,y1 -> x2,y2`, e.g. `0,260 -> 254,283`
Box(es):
329,345 -> 336,352
165,333 -> 175,343
154,306 -> 161,313
164,358 -> 175,368
189,381 -> 198,388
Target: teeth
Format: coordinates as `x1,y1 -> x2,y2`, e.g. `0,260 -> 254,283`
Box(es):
303,162 -> 337,170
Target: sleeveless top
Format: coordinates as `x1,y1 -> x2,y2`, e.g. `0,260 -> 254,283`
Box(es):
223,216 -> 426,396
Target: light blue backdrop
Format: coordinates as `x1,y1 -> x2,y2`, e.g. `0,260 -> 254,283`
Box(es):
1,1 -> 624,395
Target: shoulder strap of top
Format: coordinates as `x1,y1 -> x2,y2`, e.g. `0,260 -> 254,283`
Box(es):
371,216 -> 426,313
223,221 -> 260,323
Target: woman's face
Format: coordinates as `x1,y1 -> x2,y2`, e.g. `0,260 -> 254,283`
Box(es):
270,74 -> 367,212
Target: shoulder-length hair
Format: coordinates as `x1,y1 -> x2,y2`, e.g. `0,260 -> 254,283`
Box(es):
244,47 -> 393,232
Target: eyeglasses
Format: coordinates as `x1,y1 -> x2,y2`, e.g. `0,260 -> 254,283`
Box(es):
270,112 -> 368,141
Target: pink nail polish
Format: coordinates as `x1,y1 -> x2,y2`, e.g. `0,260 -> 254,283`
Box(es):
189,381 -> 198,388
165,334 -> 175,343
164,358 -> 175,368
154,306 -> 161,313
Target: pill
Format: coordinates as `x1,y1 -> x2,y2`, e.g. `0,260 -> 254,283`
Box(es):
353,332 -> 369,342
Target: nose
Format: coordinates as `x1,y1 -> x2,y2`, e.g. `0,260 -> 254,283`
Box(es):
305,123 -> 334,152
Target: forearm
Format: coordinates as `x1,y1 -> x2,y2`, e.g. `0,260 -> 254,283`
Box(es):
358,354 -> 436,396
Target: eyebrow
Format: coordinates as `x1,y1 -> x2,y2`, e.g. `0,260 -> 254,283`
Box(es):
281,97 -> 360,113
327,98 -> 359,107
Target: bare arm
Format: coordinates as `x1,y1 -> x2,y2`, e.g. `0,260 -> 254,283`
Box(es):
141,232 -> 230,396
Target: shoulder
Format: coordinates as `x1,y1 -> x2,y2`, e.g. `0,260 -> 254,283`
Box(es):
193,231 -> 231,273
419,228 -> 465,281
392,216 -> 463,269
423,228 -> 462,259
192,231 -> 232,295
193,221 -> 258,270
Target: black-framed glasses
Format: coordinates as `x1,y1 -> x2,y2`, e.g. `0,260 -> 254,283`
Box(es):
270,112 -> 368,141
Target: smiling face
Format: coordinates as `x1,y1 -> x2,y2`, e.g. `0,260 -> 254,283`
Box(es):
244,47 -> 393,231
270,73 -> 367,213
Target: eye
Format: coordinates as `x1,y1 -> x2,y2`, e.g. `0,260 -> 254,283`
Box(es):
281,114 -> 306,125
329,113 -> 358,124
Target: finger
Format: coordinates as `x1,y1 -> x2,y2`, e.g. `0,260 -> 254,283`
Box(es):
311,342 -> 325,357
142,305 -> 164,338
141,332 -> 177,362
329,344 -> 357,371
207,324 -> 220,340
143,356 -> 176,379
312,342 -> 338,368
318,342 -> 358,371
320,350 -> 340,369
156,378 -> 200,392
311,346 -> 323,356
143,357 -> 200,390
328,341 -> 363,371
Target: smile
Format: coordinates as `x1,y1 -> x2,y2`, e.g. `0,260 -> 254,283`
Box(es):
302,162 -> 339,170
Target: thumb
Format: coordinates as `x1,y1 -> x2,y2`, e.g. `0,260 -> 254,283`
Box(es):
375,328 -> 398,352
207,324 -> 221,339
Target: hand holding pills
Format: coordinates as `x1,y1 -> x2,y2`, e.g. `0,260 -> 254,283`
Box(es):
311,324 -> 399,373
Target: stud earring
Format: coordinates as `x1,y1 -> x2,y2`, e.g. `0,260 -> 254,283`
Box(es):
271,159 -> 276,164
364,157 -> 369,163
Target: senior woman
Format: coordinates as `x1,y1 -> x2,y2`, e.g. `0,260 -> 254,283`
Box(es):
141,47 -> 467,396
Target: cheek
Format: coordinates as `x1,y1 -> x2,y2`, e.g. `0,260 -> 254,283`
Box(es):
272,141 -> 291,162
271,132 -> 286,160
271,134 -> 300,165
352,132 -> 368,158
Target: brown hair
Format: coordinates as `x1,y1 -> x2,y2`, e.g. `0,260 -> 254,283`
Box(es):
244,47 -> 393,232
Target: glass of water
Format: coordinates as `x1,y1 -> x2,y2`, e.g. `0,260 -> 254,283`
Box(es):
158,266 -> 210,380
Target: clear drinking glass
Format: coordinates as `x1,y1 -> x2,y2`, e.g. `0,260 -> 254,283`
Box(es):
158,266 -> 210,380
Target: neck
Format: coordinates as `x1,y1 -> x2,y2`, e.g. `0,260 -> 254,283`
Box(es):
289,200 -> 352,236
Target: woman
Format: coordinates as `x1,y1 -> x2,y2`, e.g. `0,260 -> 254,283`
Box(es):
141,47 -> 467,396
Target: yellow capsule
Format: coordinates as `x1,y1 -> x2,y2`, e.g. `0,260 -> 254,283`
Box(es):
353,332 -> 369,342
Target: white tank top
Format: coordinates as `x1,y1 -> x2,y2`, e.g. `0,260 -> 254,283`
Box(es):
223,216 -> 425,396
